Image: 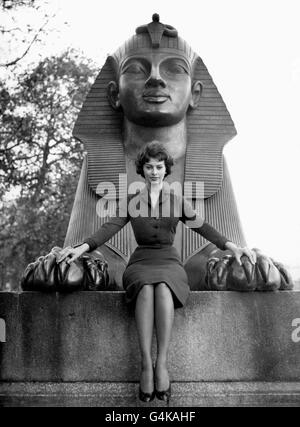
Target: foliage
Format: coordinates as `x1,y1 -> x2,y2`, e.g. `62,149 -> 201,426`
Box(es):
0,0 -> 59,68
1,0 -> 37,9
0,49 -> 98,290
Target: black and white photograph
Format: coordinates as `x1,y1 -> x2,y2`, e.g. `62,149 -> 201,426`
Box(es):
0,0 -> 300,410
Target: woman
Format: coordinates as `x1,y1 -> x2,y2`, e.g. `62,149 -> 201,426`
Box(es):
58,141 -> 256,402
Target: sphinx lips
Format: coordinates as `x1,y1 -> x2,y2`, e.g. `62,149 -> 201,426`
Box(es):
143,92 -> 170,103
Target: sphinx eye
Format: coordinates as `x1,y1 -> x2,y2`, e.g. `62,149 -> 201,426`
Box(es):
122,62 -> 147,75
161,59 -> 190,76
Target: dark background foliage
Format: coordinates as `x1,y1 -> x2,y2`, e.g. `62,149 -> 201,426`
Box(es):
0,46 -> 98,289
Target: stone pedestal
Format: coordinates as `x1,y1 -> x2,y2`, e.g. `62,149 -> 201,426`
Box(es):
1,291 -> 300,406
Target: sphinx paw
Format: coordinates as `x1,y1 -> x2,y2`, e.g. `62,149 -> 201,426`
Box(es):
82,251 -> 109,291
205,247 -> 292,292
206,253 -> 233,290
21,247 -> 109,292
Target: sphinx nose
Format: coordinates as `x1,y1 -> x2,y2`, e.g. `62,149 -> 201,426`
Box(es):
145,66 -> 166,88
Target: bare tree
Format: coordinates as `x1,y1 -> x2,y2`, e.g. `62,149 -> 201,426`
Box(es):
0,0 -> 57,68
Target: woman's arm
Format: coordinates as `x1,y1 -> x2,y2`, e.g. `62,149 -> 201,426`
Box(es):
180,196 -> 229,250
180,197 -> 256,263
82,215 -> 129,252
57,198 -> 129,264
191,221 -> 230,251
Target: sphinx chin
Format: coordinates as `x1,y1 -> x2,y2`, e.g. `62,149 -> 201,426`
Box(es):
129,111 -> 185,127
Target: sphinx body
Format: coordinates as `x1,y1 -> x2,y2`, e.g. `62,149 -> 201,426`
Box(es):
64,15 -> 247,290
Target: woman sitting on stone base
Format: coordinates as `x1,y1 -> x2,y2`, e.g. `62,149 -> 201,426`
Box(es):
58,141 -> 256,403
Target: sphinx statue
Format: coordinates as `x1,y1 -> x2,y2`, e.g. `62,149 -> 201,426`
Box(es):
22,15 -> 292,292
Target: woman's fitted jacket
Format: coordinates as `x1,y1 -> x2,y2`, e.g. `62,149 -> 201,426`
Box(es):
83,184 -> 230,253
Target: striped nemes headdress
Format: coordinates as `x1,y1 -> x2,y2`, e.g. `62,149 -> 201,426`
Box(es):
73,14 -> 237,200
112,14 -> 197,70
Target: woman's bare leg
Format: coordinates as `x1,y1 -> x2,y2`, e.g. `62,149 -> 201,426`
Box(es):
135,284 -> 155,393
154,282 -> 174,391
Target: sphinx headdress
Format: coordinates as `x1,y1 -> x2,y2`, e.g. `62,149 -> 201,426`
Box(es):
73,14 -> 237,199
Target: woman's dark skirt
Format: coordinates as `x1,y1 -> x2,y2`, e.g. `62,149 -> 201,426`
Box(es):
122,245 -> 190,309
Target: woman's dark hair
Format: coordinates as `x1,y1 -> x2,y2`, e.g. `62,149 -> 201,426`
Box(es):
135,141 -> 174,178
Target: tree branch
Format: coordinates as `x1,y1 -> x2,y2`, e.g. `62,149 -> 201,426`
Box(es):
49,138 -> 65,149
16,153 -> 40,161
0,27 -> 22,33
0,16 -> 51,67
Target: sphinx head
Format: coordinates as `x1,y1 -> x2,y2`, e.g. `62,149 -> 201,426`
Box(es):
107,14 -> 203,127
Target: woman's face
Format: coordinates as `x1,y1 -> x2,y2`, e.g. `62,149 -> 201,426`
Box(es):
143,157 -> 166,186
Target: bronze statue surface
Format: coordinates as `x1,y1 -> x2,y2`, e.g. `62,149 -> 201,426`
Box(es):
22,14 -> 293,292
64,14 -> 247,289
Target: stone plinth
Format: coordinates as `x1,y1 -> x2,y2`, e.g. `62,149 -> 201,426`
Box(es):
1,291 -> 300,383
1,382 -> 300,407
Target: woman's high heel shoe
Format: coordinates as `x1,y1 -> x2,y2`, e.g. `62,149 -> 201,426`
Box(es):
155,383 -> 171,401
139,387 -> 155,403
139,366 -> 155,402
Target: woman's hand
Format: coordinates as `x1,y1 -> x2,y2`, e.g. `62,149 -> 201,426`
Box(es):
57,243 -> 90,264
224,241 -> 257,265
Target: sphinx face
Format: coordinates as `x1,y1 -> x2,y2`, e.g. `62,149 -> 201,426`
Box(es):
115,51 -> 198,127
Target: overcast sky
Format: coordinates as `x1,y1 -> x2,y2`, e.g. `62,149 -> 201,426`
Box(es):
3,0 -> 300,271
